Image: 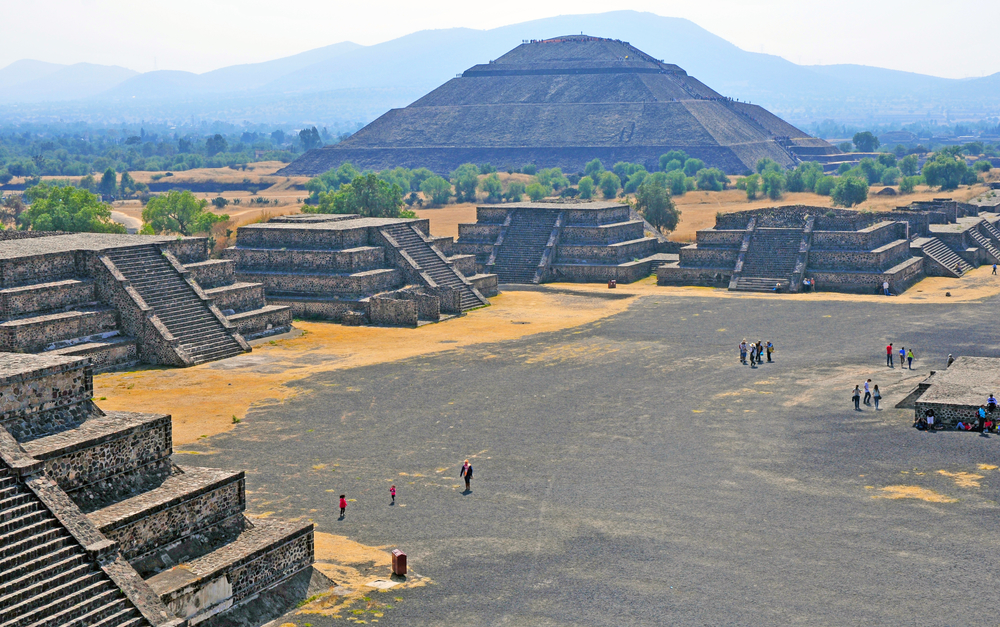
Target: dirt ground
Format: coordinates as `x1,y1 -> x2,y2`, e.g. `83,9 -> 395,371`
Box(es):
94,290 -> 635,447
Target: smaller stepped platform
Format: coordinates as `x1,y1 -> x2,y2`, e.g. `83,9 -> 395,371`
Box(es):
730,227 -> 802,292
225,214 -> 494,325
0,351 -> 315,627
903,356 -> 1000,428
454,201 -> 664,284
0,232 -> 277,369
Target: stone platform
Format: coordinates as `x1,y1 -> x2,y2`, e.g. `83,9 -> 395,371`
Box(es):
0,232 -> 291,370
453,200 -> 668,284
657,204 -> 1000,294
903,357 -> 1000,428
224,214 -> 494,325
0,352 -> 314,626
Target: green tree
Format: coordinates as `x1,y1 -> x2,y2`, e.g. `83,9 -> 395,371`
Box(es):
664,170 -> 687,196
899,176 -> 919,194
584,159 -> 604,178
142,190 -> 228,234
973,160 -> 992,173
696,168 -> 726,191
410,168 -> 434,192
682,158 -> 705,177
0,169 -> 11,185
814,175 -> 836,196
299,127 -> 321,151
505,181 -> 526,202
880,167 -> 901,186
577,176 -> 595,199
831,176 -> 869,207
877,153 -> 897,168
899,154 -> 919,176
420,175 -> 452,206
479,173 -> 503,203
379,167 -> 413,192
743,174 -> 760,200
659,151 -> 688,171
99,168 -> 117,197
623,169 -> 648,194
756,158 -> 781,175
526,182 -> 549,201
310,173 -> 404,217
205,134 -> 228,156
762,171 -> 784,200
633,176 -> 680,234
20,184 -> 125,233
852,131 -> 880,152
450,163 -> 480,202
536,168 -> 569,191
922,154 -> 974,190
521,164 -> 537,175
599,172 -> 621,199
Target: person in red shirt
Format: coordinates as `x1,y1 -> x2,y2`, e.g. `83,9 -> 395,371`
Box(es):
339,495 -> 347,519
886,343 -> 893,368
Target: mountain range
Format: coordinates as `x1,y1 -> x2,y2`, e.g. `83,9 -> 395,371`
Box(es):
1,11 -> 996,130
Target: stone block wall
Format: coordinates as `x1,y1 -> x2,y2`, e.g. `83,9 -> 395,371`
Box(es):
228,307 -> 292,338
457,224 -> 502,242
808,240 -> 910,272
678,246 -> 739,267
694,230 -> 745,247
807,256 -> 924,294
184,260 -> 234,289
209,283 -> 265,313
0,251 -> 79,288
470,274 -> 499,297
99,477 -> 246,562
550,259 -> 652,283
914,401 -> 982,428
227,527 -> 313,602
811,222 -> 906,251
159,238 -> 209,265
223,246 -> 385,273
475,207 -> 509,224
0,357 -> 93,441
657,264 -> 732,286
559,221 -> 645,245
449,254 -> 478,276
237,268 -> 402,296
0,308 -> 118,353
564,205 -> 631,226
271,297 -> 360,321
556,238 -> 657,264
367,296 -> 418,327
0,279 -> 95,319
236,225 -> 369,250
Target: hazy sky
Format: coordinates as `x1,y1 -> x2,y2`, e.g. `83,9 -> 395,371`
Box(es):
5,0 -> 997,78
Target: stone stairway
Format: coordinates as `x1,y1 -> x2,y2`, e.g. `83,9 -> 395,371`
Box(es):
0,467 -> 146,627
380,224 -> 488,311
970,229 -> 1000,264
103,246 -> 245,365
731,228 -> 802,292
919,237 -> 971,277
980,219 -> 1000,244
492,210 -> 561,283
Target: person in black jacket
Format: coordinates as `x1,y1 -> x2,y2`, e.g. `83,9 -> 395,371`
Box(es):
460,459 -> 473,492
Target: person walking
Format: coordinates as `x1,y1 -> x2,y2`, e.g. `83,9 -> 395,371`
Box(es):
739,340 -> 747,365
887,343 -> 894,368
883,280 -> 890,296
864,379 -> 872,405
899,346 -> 906,368
947,354 -> 955,368
873,385 -> 881,410
993,263 -> 997,275
460,460 -> 473,492
766,341 -> 774,363
907,348 -> 914,370
853,385 -> 862,411
339,494 -> 347,519
390,485 -> 396,505
978,406 -> 987,433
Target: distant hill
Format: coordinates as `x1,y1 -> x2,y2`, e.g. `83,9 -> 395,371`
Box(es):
0,11 -> 997,127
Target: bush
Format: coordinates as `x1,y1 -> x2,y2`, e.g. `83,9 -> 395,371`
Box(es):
536,168 -> 569,191
584,159 -> 604,178
831,177 -> 869,207
695,168 -> 726,192
420,175 -> 452,206
974,160 -> 992,173
478,173 -> 503,203
762,171 -> 784,200
450,163 -> 480,202
814,175 -> 836,196
899,154 -> 919,176
664,170 -> 687,196
505,181 -> 526,203
526,182 -> 549,201
634,175 -> 680,234
599,172 -> 621,199
521,164 -> 537,175
577,176 -> 595,199
880,167 -> 901,186
623,170 -> 648,194
899,176 -> 920,194
658,151 -> 688,172
682,158 -> 705,177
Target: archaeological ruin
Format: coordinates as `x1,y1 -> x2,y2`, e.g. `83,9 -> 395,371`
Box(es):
657,200 -> 1000,293
0,351 -> 314,626
901,356 -> 1000,428
278,35 -> 841,177
223,214 -> 496,325
0,232 -> 290,371
453,201 -> 671,284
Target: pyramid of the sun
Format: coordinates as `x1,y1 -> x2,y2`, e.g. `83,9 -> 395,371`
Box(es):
279,35 -> 839,176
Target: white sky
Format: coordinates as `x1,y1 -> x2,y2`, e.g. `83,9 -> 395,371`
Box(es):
5,0 -> 997,78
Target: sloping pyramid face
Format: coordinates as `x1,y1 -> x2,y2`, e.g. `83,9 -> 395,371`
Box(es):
281,35 -> 836,176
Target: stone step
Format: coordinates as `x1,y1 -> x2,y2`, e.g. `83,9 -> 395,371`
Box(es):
0,308 -> 119,353
48,336 -> 139,374
0,525 -> 67,560
0,509 -> 49,540
0,536 -> 74,574
0,562 -> 93,613
0,570 -> 103,624
0,279 -> 96,318
0,547 -> 84,588
8,586 -> 119,627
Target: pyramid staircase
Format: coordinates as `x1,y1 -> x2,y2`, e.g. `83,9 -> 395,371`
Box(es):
730,228 -> 803,292
969,228 -> 1000,264
916,237 -> 972,277
103,246 -> 245,365
490,210 -> 561,283
0,466 -> 148,627
379,223 -> 488,311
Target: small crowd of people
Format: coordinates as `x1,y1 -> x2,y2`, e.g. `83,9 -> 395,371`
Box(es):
915,395 -> 999,432
885,343 -> 915,369
739,339 -> 774,367
336,459 -> 474,520
852,379 -> 882,410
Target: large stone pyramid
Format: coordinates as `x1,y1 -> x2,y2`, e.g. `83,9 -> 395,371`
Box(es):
280,35 -> 838,176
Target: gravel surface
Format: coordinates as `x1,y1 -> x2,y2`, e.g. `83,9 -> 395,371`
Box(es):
183,294 -> 1000,626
